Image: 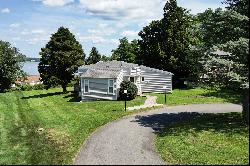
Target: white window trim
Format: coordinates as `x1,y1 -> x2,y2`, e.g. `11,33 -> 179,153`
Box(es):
84,79 -> 89,93
108,79 -> 114,94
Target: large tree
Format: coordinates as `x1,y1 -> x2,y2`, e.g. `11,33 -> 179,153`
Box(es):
38,27 -> 85,92
0,40 -> 26,92
138,0 -> 193,86
197,0 -> 249,123
111,37 -> 138,63
86,47 -> 101,65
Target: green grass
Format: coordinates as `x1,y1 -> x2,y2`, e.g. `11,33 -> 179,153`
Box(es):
156,113 -> 249,165
0,87 -> 146,165
0,87 -> 245,165
151,88 -> 243,105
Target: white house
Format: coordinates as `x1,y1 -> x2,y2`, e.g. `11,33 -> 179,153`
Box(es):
75,60 -> 173,100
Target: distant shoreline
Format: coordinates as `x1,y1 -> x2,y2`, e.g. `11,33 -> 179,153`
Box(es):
23,57 -> 40,62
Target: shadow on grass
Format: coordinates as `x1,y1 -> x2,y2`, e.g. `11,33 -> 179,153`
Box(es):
202,88 -> 243,104
21,92 -> 64,99
133,112 -> 247,134
63,92 -> 81,102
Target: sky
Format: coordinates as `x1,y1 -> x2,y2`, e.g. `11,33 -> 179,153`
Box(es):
0,0 -> 226,58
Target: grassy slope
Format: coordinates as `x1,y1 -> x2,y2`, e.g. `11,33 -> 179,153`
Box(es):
153,88 -> 243,105
156,113 -> 249,165
154,88 -> 248,165
0,88 -> 145,165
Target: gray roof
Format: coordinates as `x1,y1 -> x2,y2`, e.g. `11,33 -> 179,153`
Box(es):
79,60 -> 138,70
79,68 -> 121,78
78,60 -> 173,75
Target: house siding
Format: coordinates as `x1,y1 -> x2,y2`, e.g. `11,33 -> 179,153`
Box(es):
140,69 -> 172,93
81,78 -> 117,100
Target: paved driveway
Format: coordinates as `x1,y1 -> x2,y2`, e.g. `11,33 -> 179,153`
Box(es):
74,103 -> 242,165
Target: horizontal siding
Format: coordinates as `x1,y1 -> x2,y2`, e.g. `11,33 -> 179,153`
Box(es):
141,69 -> 172,93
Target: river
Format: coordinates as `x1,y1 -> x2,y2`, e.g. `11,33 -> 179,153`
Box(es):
22,61 -> 40,75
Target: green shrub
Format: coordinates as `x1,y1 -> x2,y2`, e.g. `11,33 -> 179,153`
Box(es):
19,84 -> 33,91
33,84 -> 45,90
118,81 -> 138,101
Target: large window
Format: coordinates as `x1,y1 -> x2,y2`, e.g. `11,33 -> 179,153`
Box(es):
84,79 -> 89,93
108,79 -> 114,94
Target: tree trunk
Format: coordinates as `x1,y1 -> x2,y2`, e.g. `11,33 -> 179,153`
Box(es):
242,88 -> 249,125
62,84 -> 67,93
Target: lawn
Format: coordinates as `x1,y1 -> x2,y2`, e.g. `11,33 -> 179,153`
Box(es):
0,87 -> 246,164
152,88 -> 243,105
0,87 -> 146,165
156,113 -> 249,165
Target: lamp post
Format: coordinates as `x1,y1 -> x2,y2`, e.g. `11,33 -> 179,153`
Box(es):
124,90 -> 127,111
163,86 -> 167,104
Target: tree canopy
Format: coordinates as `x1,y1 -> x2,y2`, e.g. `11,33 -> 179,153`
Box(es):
0,40 -> 26,92
196,0 -> 249,89
38,27 -> 85,92
137,0 -> 194,86
111,37 -> 138,63
86,47 -> 102,65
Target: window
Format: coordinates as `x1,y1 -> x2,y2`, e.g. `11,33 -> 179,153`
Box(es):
108,79 -> 114,94
84,79 -> 89,93
129,77 -> 135,83
141,77 -> 145,82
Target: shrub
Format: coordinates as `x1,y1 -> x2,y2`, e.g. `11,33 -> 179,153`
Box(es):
118,81 -> 138,101
19,84 -> 33,91
33,84 -> 45,90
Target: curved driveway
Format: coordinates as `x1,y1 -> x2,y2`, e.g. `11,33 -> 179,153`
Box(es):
74,103 -> 242,165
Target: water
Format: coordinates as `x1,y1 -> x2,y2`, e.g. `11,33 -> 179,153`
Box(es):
22,61 -> 39,75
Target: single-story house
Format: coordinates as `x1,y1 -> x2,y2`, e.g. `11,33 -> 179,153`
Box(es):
75,61 -> 173,100
15,75 -> 42,86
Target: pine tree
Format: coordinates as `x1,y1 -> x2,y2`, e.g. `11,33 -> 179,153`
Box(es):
38,27 -> 85,93
86,47 -> 101,64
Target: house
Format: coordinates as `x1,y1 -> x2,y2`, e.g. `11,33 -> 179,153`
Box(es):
15,75 -> 42,86
75,61 -> 173,100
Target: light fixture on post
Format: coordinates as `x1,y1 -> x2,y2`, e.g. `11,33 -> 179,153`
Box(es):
163,86 -> 167,104
124,90 -> 127,111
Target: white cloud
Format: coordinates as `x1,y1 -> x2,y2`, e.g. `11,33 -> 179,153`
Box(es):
38,0 -> 74,7
31,29 -> 46,34
9,23 -> 21,28
79,35 -> 107,44
121,30 -> 138,38
79,0 -> 165,20
1,8 -> 10,13
87,23 -> 115,36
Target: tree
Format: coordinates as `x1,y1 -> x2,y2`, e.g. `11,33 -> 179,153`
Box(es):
0,40 -> 26,92
138,0 -> 193,87
100,55 -> 111,62
197,0 -> 249,123
86,47 -> 101,65
224,0 -> 249,16
38,27 -> 85,93
111,37 -> 138,63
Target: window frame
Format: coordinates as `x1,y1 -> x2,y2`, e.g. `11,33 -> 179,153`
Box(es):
108,79 -> 114,94
84,79 -> 89,93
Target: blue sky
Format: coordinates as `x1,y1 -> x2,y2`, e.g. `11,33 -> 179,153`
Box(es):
0,0 -> 226,58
